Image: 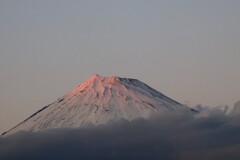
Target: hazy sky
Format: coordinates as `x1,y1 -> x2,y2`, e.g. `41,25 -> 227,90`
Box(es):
0,0 -> 240,133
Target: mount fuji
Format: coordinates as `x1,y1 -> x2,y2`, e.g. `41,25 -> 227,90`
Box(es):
2,74 -> 194,136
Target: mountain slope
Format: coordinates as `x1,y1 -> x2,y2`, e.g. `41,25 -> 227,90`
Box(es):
3,74 -> 190,136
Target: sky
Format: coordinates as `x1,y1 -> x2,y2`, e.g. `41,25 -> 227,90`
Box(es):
0,0 -> 240,133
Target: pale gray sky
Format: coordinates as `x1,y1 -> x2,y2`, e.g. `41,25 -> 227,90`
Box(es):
0,0 -> 240,133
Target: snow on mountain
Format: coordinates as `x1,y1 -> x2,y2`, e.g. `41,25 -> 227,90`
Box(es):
2,74 -> 191,136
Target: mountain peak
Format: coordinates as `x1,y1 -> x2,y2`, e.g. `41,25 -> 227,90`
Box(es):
91,74 -> 102,79
78,74 -> 121,90
90,74 -> 120,81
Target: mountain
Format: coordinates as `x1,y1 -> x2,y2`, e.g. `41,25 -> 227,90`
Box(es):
2,74 -> 192,136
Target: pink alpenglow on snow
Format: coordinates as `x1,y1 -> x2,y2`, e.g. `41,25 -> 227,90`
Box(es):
2,74 -> 195,136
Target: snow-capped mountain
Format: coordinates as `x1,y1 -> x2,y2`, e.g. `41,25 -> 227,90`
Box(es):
2,74 -> 191,136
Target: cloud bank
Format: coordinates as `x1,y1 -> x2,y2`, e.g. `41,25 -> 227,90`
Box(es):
1,110 -> 240,160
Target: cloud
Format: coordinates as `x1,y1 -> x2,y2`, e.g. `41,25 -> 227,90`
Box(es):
1,111 -> 240,160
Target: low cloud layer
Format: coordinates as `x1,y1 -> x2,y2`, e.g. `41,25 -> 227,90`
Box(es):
1,110 -> 240,160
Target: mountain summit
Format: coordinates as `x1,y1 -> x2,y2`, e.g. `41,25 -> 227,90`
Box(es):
3,74 -> 191,136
